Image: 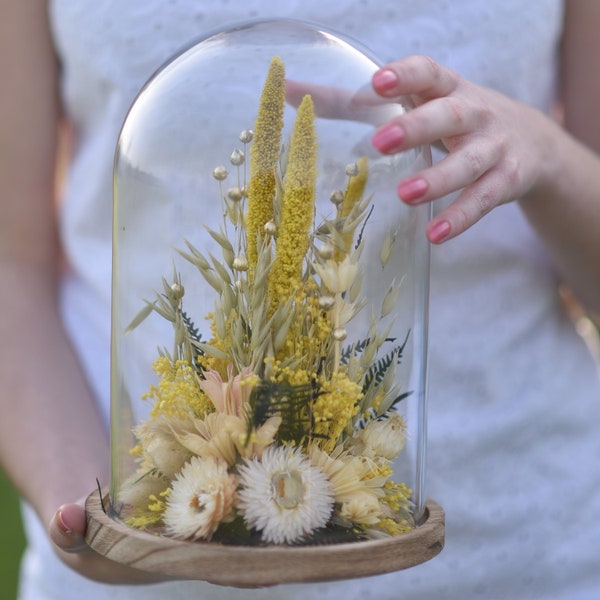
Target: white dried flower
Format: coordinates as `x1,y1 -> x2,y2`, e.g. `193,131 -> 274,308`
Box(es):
339,491 -> 382,525
313,255 -> 359,294
163,456 -> 237,541
133,417 -> 192,478
237,446 -> 334,544
352,413 -> 408,460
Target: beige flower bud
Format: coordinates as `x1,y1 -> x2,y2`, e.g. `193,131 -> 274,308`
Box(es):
345,162 -> 359,177
264,220 -> 277,236
358,413 -> 408,460
318,295 -> 336,310
332,328 -> 348,342
233,256 -> 249,272
318,244 -> 335,260
212,165 -> 228,180
170,282 -> 185,301
227,186 -> 243,202
230,148 -> 245,166
329,189 -> 345,206
239,129 -> 254,143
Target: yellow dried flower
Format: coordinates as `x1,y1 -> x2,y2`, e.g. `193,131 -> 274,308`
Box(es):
144,357 -> 213,420
267,94 -> 317,307
312,370 -> 362,452
246,56 -> 286,277
336,156 -> 368,260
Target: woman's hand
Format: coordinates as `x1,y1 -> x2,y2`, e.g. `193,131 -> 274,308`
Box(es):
371,55 -> 558,243
48,499 -> 169,584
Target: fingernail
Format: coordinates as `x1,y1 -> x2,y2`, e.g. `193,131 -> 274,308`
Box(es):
56,509 -> 72,535
428,220 -> 451,243
398,177 -> 428,202
372,124 -> 405,153
372,68 -> 398,92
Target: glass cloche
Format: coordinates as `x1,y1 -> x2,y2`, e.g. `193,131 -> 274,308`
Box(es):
85,18 -> 443,586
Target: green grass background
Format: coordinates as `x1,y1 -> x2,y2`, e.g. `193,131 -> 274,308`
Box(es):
0,468 -> 25,600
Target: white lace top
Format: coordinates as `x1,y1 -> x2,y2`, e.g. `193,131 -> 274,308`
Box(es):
18,1 -> 600,598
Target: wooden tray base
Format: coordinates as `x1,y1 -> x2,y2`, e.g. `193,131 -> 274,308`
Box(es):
86,488 -> 444,587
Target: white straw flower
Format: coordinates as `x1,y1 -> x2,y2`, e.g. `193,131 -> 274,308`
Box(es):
350,412 -> 408,460
133,416 -> 193,478
309,446 -> 386,503
237,446 -> 334,544
163,456 -> 237,541
339,491 -> 382,525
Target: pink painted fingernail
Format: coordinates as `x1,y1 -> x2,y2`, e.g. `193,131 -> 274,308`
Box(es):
372,69 -> 398,92
372,124 -> 405,153
428,220 -> 451,243
56,509 -> 72,535
397,177 -> 428,202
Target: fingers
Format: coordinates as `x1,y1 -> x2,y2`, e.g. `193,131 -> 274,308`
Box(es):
397,140 -> 501,204
425,168 -> 515,243
285,79 -> 403,125
372,55 -> 460,101
372,95 -> 483,154
49,502 -> 89,553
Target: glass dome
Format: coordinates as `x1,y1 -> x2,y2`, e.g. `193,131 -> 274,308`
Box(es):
101,18 -> 439,583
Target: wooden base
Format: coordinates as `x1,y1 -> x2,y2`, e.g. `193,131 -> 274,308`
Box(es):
85,488 -> 444,587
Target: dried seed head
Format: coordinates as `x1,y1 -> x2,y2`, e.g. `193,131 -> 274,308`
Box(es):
318,295 -> 335,310
230,148 -> 245,166
329,189 -> 344,206
264,220 -> 277,236
212,165 -> 228,180
318,244 -> 335,260
239,129 -> 254,144
227,187 -> 244,202
233,256 -> 249,272
332,328 -> 348,342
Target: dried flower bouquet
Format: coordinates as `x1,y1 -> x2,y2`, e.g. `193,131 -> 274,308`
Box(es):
122,56 -> 415,546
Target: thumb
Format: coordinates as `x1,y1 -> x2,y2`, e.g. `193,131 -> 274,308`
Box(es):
49,501 -> 89,553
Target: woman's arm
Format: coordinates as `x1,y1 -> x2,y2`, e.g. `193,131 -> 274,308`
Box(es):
517,0 -> 600,320
370,1 -> 600,317
0,1 -> 163,583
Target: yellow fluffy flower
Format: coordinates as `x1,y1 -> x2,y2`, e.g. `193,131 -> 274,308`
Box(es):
144,357 -> 213,420
311,370 -> 362,452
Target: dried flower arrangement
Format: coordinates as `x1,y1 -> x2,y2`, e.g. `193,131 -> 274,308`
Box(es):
121,56 -> 415,546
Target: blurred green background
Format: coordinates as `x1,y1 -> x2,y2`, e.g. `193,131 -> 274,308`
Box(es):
0,468 -> 25,600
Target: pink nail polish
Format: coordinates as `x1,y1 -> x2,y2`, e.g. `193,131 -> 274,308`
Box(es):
372,125 -> 404,153
398,177 -> 428,202
428,220 -> 451,243
372,69 -> 398,92
56,510 -> 72,535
